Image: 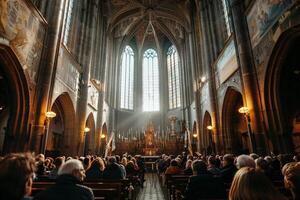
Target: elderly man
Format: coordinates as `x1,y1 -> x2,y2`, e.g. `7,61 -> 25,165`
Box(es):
34,159 -> 94,200
236,154 -> 256,169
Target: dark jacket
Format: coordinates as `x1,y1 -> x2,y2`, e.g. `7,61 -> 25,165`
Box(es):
34,174 -> 94,200
103,163 -> 123,180
220,164 -> 237,183
85,167 -> 103,181
184,171 -> 226,200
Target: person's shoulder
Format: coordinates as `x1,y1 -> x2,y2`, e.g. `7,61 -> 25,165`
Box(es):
76,184 -> 93,193
75,184 -> 94,198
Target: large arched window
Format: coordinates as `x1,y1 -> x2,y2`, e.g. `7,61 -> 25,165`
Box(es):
143,49 -> 159,111
63,0 -> 74,46
120,46 -> 134,110
167,45 -> 181,109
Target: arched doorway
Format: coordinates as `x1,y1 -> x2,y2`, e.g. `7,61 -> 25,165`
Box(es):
192,121 -> 198,152
100,123 -> 108,155
203,111 -> 214,155
0,45 -> 29,153
84,113 -> 96,155
265,28 -> 300,153
222,88 -> 249,154
46,93 -> 76,156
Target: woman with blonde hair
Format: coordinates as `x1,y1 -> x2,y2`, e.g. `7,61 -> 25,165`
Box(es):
229,167 -> 287,200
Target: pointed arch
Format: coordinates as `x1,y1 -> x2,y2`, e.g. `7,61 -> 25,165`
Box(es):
264,25 -> 300,153
84,113 -> 96,155
47,92 -> 76,156
0,45 -> 30,153
119,45 -> 135,110
203,111 -> 213,155
222,87 -> 248,154
143,48 -> 160,111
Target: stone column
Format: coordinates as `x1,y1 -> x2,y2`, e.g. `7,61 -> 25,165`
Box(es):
30,0 -> 65,153
229,0 -> 266,154
198,0 -> 221,154
76,0 -> 98,155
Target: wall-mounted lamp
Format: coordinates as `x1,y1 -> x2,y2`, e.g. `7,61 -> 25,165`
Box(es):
42,111 -> 57,154
45,111 -> 56,118
84,127 -> 90,133
201,76 -> 206,82
238,106 -> 249,114
238,106 -> 254,152
207,125 -> 213,130
101,134 -> 106,139
193,133 -> 198,138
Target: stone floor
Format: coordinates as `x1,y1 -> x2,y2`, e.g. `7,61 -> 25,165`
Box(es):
137,173 -> 166,200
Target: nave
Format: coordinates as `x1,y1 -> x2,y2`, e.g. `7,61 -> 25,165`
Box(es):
137,173 -> 165,200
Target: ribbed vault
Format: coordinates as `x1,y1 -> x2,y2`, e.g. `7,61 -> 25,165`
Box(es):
105,0 -> 190,49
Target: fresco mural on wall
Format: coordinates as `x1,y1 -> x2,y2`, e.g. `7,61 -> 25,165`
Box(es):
247,0 -> 294,47
215,39 -> 238,88
56,47 -> 80,93
0,0 -> 46,84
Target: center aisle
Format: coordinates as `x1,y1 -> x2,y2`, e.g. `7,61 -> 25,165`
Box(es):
137,173 -> 166,200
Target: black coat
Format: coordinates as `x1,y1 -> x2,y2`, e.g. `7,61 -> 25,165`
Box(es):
103,163 -> 123,180
220,164 -> 237,183
85,167 -> 103,181
34,174 -> 94,200
184,171 -> 226,200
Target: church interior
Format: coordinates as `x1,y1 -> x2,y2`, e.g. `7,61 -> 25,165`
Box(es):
0,0 -> 300,200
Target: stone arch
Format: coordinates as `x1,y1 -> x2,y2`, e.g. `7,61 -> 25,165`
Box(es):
264,26 -> 300,153
222,87 -> 249,154
99,123 -> 108,155
46,92 -> 76,156
203,111 -> 214,155
84,113 -> 96,155
0,45 -> 30,153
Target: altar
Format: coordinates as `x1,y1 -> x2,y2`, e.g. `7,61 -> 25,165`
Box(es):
143,122 -> 159,156
142,155 -> 160,171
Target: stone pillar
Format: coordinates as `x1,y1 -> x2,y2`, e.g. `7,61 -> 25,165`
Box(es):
229,0 -> 266,154
77,0 -> 98,156
188,0 -> 202,153
30,0 -> 65,153
198,0 -> 221,154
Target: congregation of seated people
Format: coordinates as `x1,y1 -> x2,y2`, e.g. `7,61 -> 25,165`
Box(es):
157,152 -> 300,200
0,152 -> 299,200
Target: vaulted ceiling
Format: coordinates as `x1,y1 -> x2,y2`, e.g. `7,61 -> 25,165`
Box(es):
104,0 -> 191,50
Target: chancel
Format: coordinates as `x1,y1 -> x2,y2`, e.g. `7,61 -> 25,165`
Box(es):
0,0 -> 300,200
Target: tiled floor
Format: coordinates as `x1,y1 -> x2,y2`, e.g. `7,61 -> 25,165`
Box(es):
137,173 -> 166,200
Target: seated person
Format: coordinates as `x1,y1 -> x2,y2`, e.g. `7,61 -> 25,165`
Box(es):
183,160 -> 193,175
184,160 -> 226,200
165,159 -> 182,175
282,162 -> 300,200
207,156 -> 221,176
0,153 -> 36,200
229,167 -> 286,200
235,154 -> 255,169
85,158 -> 105,181
49,157 -> 65,179
34,159 -> 94,200
220,154 -> 237,184
103,156 -> 123,180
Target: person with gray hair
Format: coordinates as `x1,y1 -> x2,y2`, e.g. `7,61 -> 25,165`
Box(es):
236,155 -> 255,169
34,159 -> 94,200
